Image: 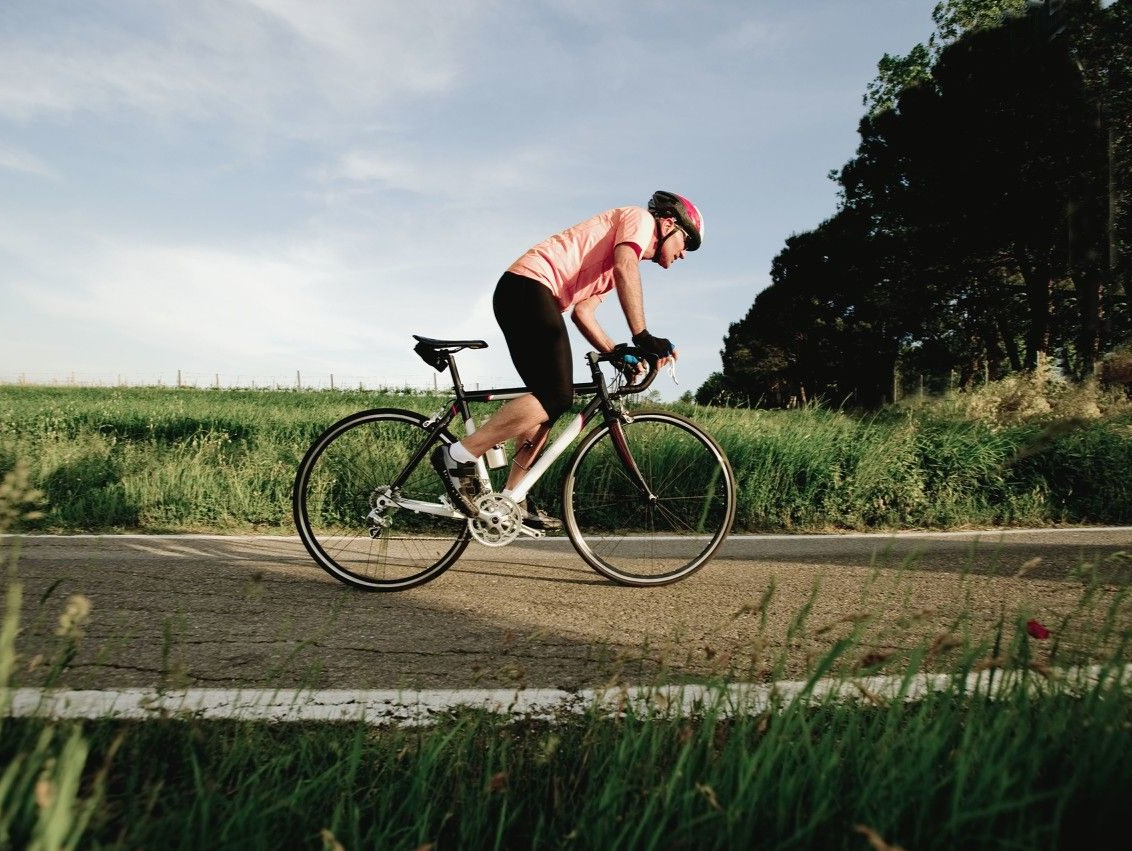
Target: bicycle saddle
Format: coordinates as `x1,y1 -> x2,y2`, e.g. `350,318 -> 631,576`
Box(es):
412,335 -> 488,352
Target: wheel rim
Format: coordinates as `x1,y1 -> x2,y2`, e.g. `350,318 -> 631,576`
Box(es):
296,413 -> 468,588
565,414 -> 734,584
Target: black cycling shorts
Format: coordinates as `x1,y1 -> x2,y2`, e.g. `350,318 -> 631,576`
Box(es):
493,272 -> 573,423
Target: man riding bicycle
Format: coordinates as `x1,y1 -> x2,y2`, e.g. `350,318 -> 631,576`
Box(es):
431,190 -> 705,531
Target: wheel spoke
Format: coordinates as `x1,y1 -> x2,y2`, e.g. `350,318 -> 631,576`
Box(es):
564,413 -> 734,585
294,411 -> 469,590
653,500 -> 706,536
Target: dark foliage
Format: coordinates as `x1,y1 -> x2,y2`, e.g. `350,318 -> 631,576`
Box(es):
711,0 -> 1131,408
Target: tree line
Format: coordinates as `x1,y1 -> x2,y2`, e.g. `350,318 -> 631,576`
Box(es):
700,0 -> 1131,408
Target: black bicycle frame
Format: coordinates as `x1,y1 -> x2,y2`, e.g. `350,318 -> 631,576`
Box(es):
393,347 -> 656,497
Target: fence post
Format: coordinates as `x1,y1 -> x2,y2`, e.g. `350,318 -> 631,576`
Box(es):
215,373 -> 220,390
330,373 -> 335,391
177,369 -> 182,389
296,370 -> 301,390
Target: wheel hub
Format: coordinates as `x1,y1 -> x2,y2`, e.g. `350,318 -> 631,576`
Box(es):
366,486 -> 397,537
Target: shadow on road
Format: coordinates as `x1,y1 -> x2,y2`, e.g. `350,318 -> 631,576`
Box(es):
6,531 -> 1131,691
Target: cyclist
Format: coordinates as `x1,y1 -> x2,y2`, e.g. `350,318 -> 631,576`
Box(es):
431,190 -> 705,530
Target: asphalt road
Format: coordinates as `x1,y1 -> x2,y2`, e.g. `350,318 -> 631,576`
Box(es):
4,528 -> 1131,690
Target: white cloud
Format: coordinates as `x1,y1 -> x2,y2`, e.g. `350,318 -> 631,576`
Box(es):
243,0 -> 477,95
0,143 -> 57,179
0,217 -> 525,386
0,0 -> 487,129
13,242 -> 362,362
0,8 -> 264,123
715,18 -> 789,52
330,143 -> 566,199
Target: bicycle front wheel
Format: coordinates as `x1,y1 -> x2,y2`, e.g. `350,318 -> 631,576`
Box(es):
293,408 -> 469,591
562,411 -> 736,586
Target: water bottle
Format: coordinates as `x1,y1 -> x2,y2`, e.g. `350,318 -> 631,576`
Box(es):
485,443 -> 508,469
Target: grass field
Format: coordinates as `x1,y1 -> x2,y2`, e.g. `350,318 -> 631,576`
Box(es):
1,383 -> 1130,533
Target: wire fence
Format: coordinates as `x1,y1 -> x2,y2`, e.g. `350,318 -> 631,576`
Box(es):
0,370 -> 517,394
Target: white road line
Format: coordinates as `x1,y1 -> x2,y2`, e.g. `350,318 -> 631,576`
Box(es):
5,665 -> 1128,726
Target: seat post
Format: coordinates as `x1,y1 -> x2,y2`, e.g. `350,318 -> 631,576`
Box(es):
445,353 -> 474,421
446,352 -> 466,396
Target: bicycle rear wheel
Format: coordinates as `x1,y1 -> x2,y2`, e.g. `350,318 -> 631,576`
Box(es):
562,411 -> 735,586
293,408 -> 469,591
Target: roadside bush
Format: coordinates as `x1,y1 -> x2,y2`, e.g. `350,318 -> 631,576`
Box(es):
1100,345 -> 1132,396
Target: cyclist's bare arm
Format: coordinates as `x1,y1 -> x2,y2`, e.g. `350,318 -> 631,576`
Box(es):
571,296 -> 615,353
612,243 -> 647,336
611,243 -> 677,367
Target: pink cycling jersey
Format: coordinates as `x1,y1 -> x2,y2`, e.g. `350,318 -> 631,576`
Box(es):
506,206 -> 655,313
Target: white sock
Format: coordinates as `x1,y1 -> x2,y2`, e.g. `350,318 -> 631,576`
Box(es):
449,441 -> 477,464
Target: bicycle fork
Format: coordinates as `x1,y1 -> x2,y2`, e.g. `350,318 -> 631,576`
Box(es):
606,414 -> 655,501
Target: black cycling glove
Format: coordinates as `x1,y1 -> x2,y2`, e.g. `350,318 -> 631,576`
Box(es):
631,329 -> 675,357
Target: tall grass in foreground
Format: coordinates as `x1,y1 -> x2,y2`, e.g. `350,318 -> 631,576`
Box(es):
0,464 -> 109,850
1,383 -> 1130,533
2,624 -> 1130,849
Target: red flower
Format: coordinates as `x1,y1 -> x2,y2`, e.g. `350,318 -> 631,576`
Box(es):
1026,619 -> 1050,639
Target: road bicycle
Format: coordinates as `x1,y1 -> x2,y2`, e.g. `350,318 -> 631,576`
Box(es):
293,335 -> 736,591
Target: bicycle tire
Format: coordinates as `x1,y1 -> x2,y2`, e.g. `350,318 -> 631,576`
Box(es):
293,408 -> 470,591
562,410 -> 735,586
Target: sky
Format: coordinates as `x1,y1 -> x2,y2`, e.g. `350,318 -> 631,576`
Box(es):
0,0 -> 944,398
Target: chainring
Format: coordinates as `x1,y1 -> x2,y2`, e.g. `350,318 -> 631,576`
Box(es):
468,493 -> 523,547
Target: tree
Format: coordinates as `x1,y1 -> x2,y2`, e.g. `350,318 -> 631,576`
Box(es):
842,0 -> 1118,376
864,0 -> 1028,115
704,0 -> 1130,407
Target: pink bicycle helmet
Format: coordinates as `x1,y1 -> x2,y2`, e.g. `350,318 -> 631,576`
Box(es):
647,190 -> 704,251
